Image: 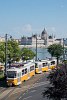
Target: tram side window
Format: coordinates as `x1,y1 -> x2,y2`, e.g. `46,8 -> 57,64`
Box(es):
30,66 -> 34,71
25,68 -> 27,74
35,63 -> 38,68
22,69 -> 24,75
51,61 -> 55,65
43,63 -> 47,67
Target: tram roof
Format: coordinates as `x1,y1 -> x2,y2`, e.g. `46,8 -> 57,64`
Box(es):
7,67 -> 21,72
10,61 -> 35,69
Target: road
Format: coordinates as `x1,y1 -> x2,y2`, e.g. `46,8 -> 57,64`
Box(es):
16,81 -> 49,100
0,72 -> 50,100
16,72 -> 49,100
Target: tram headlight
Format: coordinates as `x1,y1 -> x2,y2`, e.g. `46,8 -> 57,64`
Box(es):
7,80 -> 8,82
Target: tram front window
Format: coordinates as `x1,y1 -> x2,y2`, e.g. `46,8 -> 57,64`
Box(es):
7,71 -> 16,78
51,61 -> 55,65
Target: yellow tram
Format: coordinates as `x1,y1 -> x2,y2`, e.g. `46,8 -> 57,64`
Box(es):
7,67 -> 22,86
47,59 -> 57,69
35,60 -> 49,73
41,60 -> 48,72
6,59 -> 57,86
7,62 -> 35,86
35,61 -> 42,73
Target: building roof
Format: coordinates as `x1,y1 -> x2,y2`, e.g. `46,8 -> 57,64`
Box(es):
41,28 -> 47,35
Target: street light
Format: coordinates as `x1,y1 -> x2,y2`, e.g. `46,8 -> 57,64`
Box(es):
5,34 -> 12,77
36,34 -> 37,61
5,34 -> 7,76
22,55 -> 25,62
63,38 -> 65,60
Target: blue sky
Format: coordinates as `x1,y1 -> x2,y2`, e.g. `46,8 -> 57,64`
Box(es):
0,0 -> 67,39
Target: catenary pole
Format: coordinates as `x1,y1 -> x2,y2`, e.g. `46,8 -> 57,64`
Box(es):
5,34 -> 7,76
63,38 -> 65,60
36,34 -> 37,61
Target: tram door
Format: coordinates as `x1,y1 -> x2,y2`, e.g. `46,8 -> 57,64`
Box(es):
27,68 -> 30,79
38,64 -> 42,73
17,72 -> 21,85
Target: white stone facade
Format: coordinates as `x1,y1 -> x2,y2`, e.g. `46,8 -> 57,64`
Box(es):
18,28 -> 67,47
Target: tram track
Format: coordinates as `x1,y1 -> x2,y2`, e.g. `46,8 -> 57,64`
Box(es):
0,87 -> 16,100
0,88 -> 7,94
0,72 -> 47,100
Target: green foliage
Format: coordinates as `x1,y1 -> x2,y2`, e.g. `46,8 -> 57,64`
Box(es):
21,48 -> 35,60
43,64 -> 67,100
0,42 -> 5,62
63,60 -> 67,64
58,63 -> 63,67
0,71 -> 4,79
0,40 -> 21,63
7,40 -> 21,61
48,44 -> 63,64
48,44 -> 63,57
0,41 -> 35,63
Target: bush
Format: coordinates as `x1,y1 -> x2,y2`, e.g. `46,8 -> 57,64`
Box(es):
43,64 -> 67,100
63,60 -> 67,64
0,71 -> 4,79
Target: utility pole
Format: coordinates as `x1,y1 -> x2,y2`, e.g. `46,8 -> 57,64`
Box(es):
36,34 -> 37,61
63,38 -> 65,60
5,34 -> 7,76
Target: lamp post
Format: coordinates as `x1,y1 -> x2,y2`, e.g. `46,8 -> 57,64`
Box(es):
22,56 -> 25,62
63,38 -> 65,60
5,34 -> 12,77
36,34 -> 37,61
5,34 -> 7,77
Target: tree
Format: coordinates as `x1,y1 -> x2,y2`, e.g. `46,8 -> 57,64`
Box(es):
0,40 -> 21,63
7,40 -> 21,62
0,41 -> 35,63
21,48 -> 35,61
0,42 -> 5,62
43,64 -> 67,100
48,44 -> 63,65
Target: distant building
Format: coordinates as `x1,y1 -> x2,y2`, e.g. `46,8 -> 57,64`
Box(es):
63,38 -> 67,46
14,39 -> 21,44
20,36 -> 32,45
41,28 -> 48,45
18,28 -> 66,47
32,35 -> 44,47
0,36 -> 5,42
54,39 -> 62,45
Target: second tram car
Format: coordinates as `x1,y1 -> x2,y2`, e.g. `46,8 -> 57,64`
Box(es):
41,61 -> 49,72
35,61 -> 42,73
47,59 -> 57,69
35,60 -> 49,73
